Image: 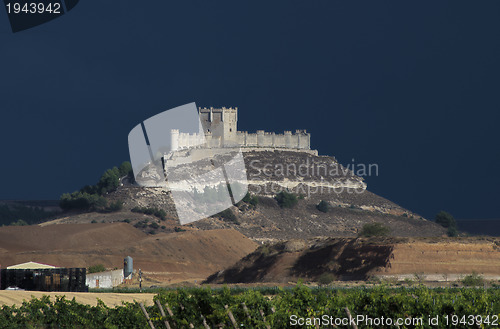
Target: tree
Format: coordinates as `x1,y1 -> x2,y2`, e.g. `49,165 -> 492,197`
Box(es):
88,264 -> 106,274
435,211 -> 457,233
97,168 -> 120,194
275,191 -> 298,208
316,200 -> 330,213
118,161 -> 133,177
447,226 -> 458,237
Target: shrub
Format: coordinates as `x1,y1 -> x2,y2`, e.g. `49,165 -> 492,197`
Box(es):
174,227 -> 186,232
359,222 -> 390,237
275,191 -> 298,208
88,264 -> 106,274
214,208 -> 237,222
149,222 -> 160,229
316,200 -> 330,213
242,193 -> 259,207
317,272 -> 336,285
0,204 -> 56,227
153,209 -> 167,221
59,162 -> 133,212
60,192 -> 107,211
131,207 -> 166,220
134,220 -> 148,229
104,200 -> 123,212
435,211 -> 457,228
447,226 -> 458,237
242,192 -> 252,203
10,219 -> 28,226
260,245 -> 270,256
413,272 -> 427,283
462,273 -> 484,287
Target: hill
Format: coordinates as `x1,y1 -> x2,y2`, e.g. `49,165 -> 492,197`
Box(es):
99,150 -> 447,241
205,237 -> 500,284
0,223 -> 257,284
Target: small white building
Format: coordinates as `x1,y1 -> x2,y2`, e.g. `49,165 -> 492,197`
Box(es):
86,269 -> 124,289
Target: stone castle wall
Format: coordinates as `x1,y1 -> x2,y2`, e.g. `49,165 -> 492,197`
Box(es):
170,107 -> 311,151
236,130 -> 310,149
171,129 -> 310,150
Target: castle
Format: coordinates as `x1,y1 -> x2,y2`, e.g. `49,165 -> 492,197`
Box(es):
170,107 -> 311,151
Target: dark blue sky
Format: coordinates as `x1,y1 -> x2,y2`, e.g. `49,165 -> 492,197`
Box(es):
0,1 -> 499,220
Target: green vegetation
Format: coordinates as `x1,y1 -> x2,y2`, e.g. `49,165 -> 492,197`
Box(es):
242,192 -> 259,207
259,244 -> 271,256
104,200 -> 123,212
316,200 -> 330,213
131,207 -> 167,221
317,272 -> 336,285
174,227 -> 186,232
9,219 -> 29,226
1,286 -> 500,328
462,273 -> 484,287
274,191 -> 298,208
59,161 -> 132,212
447,225 -> 458,237
435,211 -> 456,228
0,204 -> 57,227
359,222 -> 390,237
87,264 -> 106,274
212,208 -> 238,223
435,211 -> 458,237
134,220 -> 149,229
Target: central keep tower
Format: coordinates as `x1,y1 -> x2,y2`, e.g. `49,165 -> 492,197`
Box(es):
198,107 -> 238,145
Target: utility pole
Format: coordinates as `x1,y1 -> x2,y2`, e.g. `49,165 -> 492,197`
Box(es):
139,268 -> 142,292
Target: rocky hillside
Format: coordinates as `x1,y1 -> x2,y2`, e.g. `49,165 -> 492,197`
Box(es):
102,150 -> 445,240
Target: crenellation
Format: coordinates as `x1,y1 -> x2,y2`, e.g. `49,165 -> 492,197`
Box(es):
170,107 -> 312,151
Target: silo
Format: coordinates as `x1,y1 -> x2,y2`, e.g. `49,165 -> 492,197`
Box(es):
123,256 -> 133,278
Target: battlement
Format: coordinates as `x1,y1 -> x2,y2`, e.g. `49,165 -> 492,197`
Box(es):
199,106 -> 238,112
170,107 -> 311,151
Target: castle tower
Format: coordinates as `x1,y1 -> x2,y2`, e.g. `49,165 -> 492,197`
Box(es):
198,107 -> 238,146
170,129 -> 179,151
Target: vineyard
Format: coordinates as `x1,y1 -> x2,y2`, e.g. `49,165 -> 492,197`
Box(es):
1,286 -> 499,328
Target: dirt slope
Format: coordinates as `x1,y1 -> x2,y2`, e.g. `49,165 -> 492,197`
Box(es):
0,224 -> 257,283
205,237 -> 500,283
0,223 -> 146,252
379,238 -> 500,278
